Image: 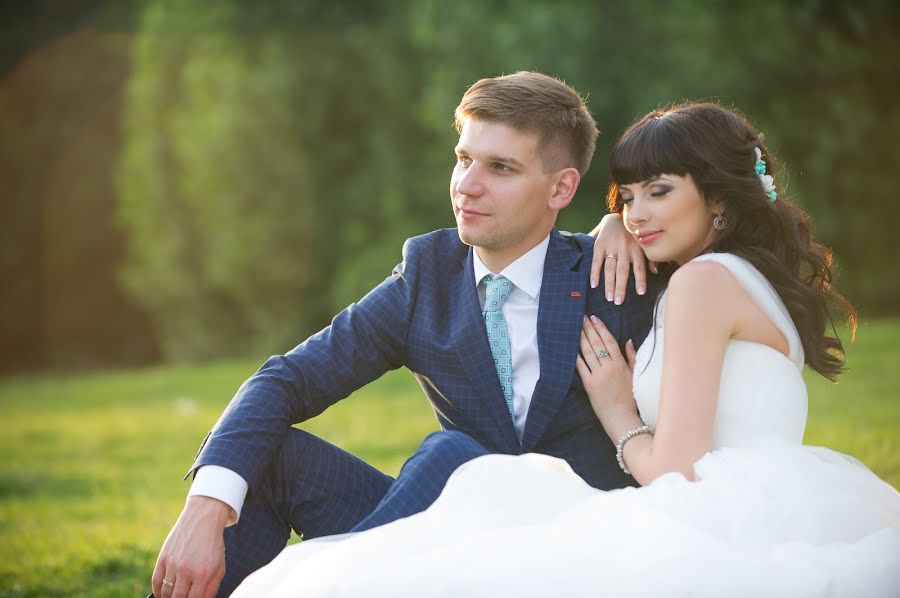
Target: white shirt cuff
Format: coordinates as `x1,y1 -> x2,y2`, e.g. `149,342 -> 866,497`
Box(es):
188,465 -> 249,526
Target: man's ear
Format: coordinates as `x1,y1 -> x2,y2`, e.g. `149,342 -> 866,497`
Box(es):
549,167 -> 581,210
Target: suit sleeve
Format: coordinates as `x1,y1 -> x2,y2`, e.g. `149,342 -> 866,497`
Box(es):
187,237 -> 422,490
623,273 -> 658,351
575,231 -> 655,353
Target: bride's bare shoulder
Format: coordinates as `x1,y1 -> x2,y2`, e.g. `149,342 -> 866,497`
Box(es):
666,258 -> 787,353
667,259 -> 745,303
664,260 -> 749,333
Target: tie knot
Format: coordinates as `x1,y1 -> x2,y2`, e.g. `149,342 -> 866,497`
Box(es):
482,275 -> 513,312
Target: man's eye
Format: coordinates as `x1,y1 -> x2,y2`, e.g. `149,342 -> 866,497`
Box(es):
457,156 -> 472,167
493,163 -> 511,173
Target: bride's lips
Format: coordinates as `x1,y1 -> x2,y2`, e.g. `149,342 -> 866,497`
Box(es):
637,230 -> 663,245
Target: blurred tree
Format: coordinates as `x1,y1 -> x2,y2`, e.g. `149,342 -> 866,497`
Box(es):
757,1 -> 900,313
119,0 -> 433,359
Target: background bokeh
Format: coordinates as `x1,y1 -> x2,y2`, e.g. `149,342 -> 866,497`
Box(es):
3,0 -> 898,372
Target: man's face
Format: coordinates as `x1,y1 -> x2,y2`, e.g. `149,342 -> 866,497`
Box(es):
451,119 -> 559,268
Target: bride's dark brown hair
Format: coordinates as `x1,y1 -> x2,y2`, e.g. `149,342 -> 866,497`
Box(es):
606,102 -> 856,380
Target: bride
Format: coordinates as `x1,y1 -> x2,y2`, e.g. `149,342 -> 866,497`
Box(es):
233,102 -> 900,597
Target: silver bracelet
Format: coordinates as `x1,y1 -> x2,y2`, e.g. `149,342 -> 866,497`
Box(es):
615,425 -> 654,475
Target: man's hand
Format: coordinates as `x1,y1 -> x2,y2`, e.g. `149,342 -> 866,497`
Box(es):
151,496 -> 232,598
588,213 -> 656,303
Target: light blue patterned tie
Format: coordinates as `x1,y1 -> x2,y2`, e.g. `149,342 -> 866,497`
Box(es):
482,275 -> 515,423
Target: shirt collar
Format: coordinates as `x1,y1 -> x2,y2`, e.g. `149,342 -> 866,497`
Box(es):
472,234 -> 550,300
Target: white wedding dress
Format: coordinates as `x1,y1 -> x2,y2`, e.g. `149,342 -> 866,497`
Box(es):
233,253 -> 900,597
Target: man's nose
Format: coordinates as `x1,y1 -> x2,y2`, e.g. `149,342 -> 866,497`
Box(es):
455,163 -> 485,197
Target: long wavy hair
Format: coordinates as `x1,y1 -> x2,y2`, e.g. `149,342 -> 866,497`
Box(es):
606,102 -> 856,381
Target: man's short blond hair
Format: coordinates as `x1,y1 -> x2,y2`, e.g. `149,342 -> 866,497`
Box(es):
454,71 -> 599,176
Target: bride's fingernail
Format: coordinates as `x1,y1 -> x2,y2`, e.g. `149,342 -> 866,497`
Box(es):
591,277 -> 597,288
637,285 -> 646,295
614,294 -> 622,305
590,315 -> 599,323
606,291 -> 613,302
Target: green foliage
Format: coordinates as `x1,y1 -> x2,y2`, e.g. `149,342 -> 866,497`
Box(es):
119,0 -> 442,359
0,318 -> 898,596
119,2 -> 316,360
118,0 -> 899,360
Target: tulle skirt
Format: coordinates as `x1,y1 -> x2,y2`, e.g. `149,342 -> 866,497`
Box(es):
234,447 -> 900,597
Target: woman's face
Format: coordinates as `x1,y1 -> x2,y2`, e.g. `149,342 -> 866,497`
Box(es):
619,173 -> 721,266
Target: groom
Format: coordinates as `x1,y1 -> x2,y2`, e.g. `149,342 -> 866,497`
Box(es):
152,71 -> 655,598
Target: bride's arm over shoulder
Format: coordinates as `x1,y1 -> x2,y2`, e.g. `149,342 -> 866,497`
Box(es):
625,260 -> 744,484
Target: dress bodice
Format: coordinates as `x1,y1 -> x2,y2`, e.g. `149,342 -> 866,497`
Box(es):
633,253 -> 808,449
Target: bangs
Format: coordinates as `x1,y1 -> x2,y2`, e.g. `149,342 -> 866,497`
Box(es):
609,115 -> 693,185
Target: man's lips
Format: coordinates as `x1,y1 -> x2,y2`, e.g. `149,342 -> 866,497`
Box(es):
458,207 -> 488,219
637,230 -> 663,244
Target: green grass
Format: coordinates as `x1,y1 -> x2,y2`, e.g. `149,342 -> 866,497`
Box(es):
1,319 -> 898,597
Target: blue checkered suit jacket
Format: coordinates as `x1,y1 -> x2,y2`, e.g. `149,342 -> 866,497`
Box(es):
190,227 -> 656,491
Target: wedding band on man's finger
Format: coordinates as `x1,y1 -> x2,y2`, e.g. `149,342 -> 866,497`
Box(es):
605,254 -> 616,260
162,578 -> 175,587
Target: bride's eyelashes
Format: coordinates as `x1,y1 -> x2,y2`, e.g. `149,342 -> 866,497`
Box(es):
619,187 -> 670,205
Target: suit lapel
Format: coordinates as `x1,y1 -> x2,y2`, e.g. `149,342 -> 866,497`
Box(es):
521,229 -> 587,451
450,249 -> 521,452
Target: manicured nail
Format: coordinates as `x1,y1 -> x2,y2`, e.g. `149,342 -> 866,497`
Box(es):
637,285 -> 646,295
614,294 -> 622,305
590,315 -> 599,323
606,291 -> 613,302
591,277 -> 598,289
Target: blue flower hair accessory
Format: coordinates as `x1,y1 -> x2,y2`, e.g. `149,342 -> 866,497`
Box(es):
754,147 -> 777,202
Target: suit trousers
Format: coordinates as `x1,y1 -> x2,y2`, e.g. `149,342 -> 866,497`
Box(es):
217,429 -> 491,597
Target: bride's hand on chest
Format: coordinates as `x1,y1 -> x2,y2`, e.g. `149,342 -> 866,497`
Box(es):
575,315 -> 641,432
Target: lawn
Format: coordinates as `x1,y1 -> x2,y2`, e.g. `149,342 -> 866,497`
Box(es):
1,319 -> 897,597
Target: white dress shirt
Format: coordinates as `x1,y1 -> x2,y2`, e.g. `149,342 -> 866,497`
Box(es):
190,234 -> 550,523
188,464 -> 247,525
472,234 -> 548,439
